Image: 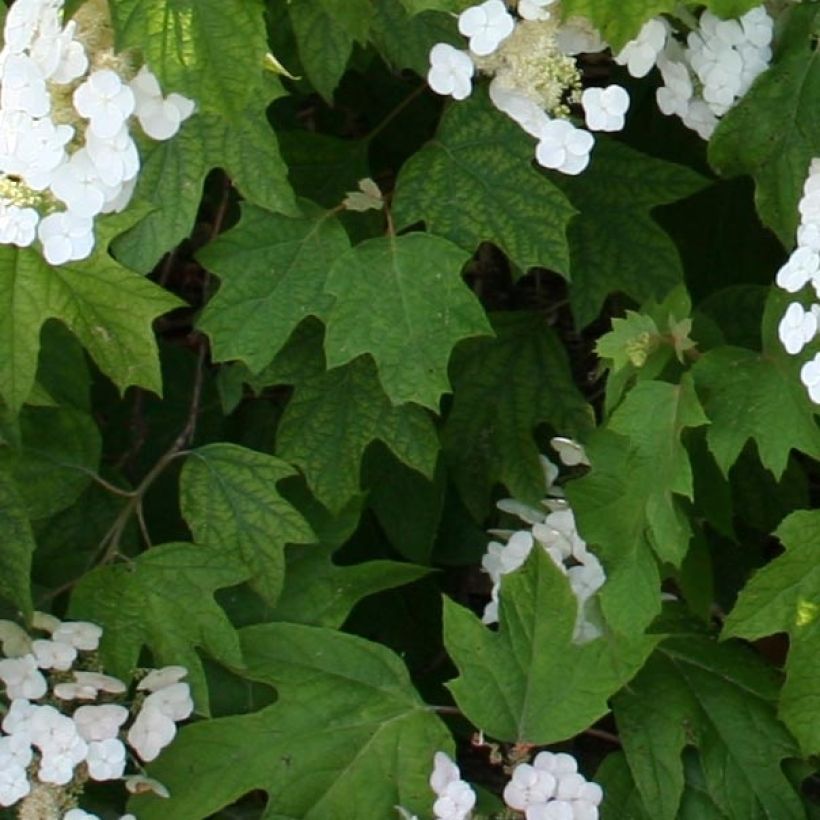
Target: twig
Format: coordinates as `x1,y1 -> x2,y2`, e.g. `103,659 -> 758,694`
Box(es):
365,83 -> 428,143
584,727 -> 621,746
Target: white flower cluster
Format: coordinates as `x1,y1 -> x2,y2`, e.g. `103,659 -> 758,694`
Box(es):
650,7 -> 773,139
480,437 -> 605,644
504,751 -> 604,820
429,752 -> 476,820
774,158 -> 820,402
0,0 -> 194,266
0,614 -> 191,817
427,0 -> 632,175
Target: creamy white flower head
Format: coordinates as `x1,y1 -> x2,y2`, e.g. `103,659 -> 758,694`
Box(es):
126,705 -> 177,762
73,704 -> 130,742
776,247 -> 820,293
581,85 -> 629,132
0,654 -> 47,699
73,69 -> 136,139
427,43 -> 474,101
488,78 -> 549,138
0,763 -> 29,808
458,0 -> 515,57
518,0 -> 557,22
504,762 -> 556,810
535,119 -> 594,175
779,302 -> 818,355
31,638 -> 77,671
38,211 -> 95,265
433,779 -> 476,820
615,18 -> 667,77
86,738 -> 127,781
138,665 -> 188,692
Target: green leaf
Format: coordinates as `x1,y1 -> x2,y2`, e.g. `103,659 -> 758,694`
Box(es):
316,0 -> 372,42
393,90 -> 575,276
130,623 -> 453,819
553,140 -> 708,327
0,217 -> 182,413
596,311 -> 661,372
324,233 -> 490,409
179,444 -> 315,605
108,0 -> 268,117
613,633 -> 804,820
69,542 -> 247,713
709,7 -> 820,246
444,549 -> 654,743
724,509 -> 820,755
197,202 -> 350,372
0,471 -> 35,617
442,311 -> 593,518
113,83 -> 298,272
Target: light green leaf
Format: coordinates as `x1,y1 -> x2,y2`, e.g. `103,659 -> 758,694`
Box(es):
553,140 -> 708,327
197,202 -> 350,373
316,0 -> 373,42
393,90 -> 575,276
442,311 -> 593,518
0,471 -> 35,617
180,444 -> 315,605
596,311 -> 661,372
324,233 -> 491,409
444,548 -> 654,743
613,633 -> 804,820
108,0 -> 268,117
724,510 -> 820,755
69,542 -> 247,713
130,623 -> 453,819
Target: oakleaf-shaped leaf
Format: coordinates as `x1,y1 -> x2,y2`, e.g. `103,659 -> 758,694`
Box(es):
724,509 -> 820,755
444,549 -> 655,743
324,233 -> 491,409
129,623 -> 453,819
197,202 -> 350,372
442,311 -> 593,518
553,140 -> 708,327
614,633 -> 804,820
393,90 -> 575,276
0,471 -> 35,616
180,444 -> 315,605
69,542 -> 247,712
596,310 -> 661,372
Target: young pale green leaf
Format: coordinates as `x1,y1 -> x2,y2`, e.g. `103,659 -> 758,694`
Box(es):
553,140 -> 708,327
179,444 -> 315,605
596,310 -> 661,372
0,471 -> 35,617
129,623 -> 453,819
323,233 -> 491,409
442,311 -> 593,519
444,549 -> 655,744
107,0 -> 268,117
69,542 -> 248,713
614,633 -> 804,820
197,203 -> 349,373
393,90 -> 575,277
724,510 -> 820,755
709,6 -> 820,245
0,223 -> 182,413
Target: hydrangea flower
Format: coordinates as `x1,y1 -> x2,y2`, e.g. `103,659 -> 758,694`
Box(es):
615,18 -> 667,77
581,85 -> 630,132
427,43 -> 474,100
535,119 -> 594,175
458,0 -> 515,57
779,303 -> 818,355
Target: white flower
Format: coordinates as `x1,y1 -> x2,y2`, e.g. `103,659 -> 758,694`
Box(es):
518,0 -> 556,22
0,763 -> 29,807
86,738 -> 126,781
488,79 -> 549,138
555,772 -> 587,800
124,774 -> 171,798
138,665 -> 188,692
52,621 -> 103,652
126,705 -> 177,762
3,0 -> 41,53
656,57 -> 693,118
38,211 -> 95,265
1,53 -> 50,117
776,247 -> 820,293
73,69 -> 136,139
615,18 -> 667,78
85,127 -> 140,188
0,620 -> 32,658
740,6 -> 773,49
50,148 -> 107,217
0,733 -> 32,769
535,119 -> 594,175
430,751 -> 461,795
2,699 -> 36,736
0,203 -> 38,248
0,655 -> 47,699
797,222 -> 820,252
571,804 -> 600,820
143,681 -> 194,722
53,682 -> 99,701
72,670 -> 127,695
32,611 -> 61,632
433,779 -> 476,820
801,354 -> 820,403
32,638 -> 77,671
550,437 -> 590,467
72,704 -> 129,742
533,751 -> 578,775
555,17 -> 607,56
504,763 -> 556,810
526,801 -> 574,820
458,0 -> 515,57
681,99 -> 717,140
581,85 -> 629,132
63,810 -> 101,820
427,43 -> 474,101
568,555 -> 606,603
778,302 -> 818,355
130,66 -> 194,140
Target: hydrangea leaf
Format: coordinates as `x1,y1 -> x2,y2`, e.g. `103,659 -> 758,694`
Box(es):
442,311 -> 593,519
709,6 -> 820,246
399,0 -> 471,13
323,233 -> 491,409
0,216 -> 183,414
107,0 -> 268,117
724,510 -> 820,755
316,0 -> 373,42
443,548 -> 655,743
129,623 -> 453,819
179,443 -> 315,606
596,310 -> 661,373
69,542 -> 247,714
113,80 -> 298,272
393,90 -> 575,277
613,632 -> 804,820
0,471 -> 35,617
197,202 -> 350,373
552,140 -> 708,327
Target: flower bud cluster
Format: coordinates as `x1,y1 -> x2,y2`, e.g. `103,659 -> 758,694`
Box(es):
775,159 -> 820,402
0,0 -> 195,267
0,613 -> 191,818
480,437 -> 605,644
427,1 -> 632,176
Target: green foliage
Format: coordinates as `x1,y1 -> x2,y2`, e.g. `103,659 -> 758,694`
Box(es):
0,473 -> 35,617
